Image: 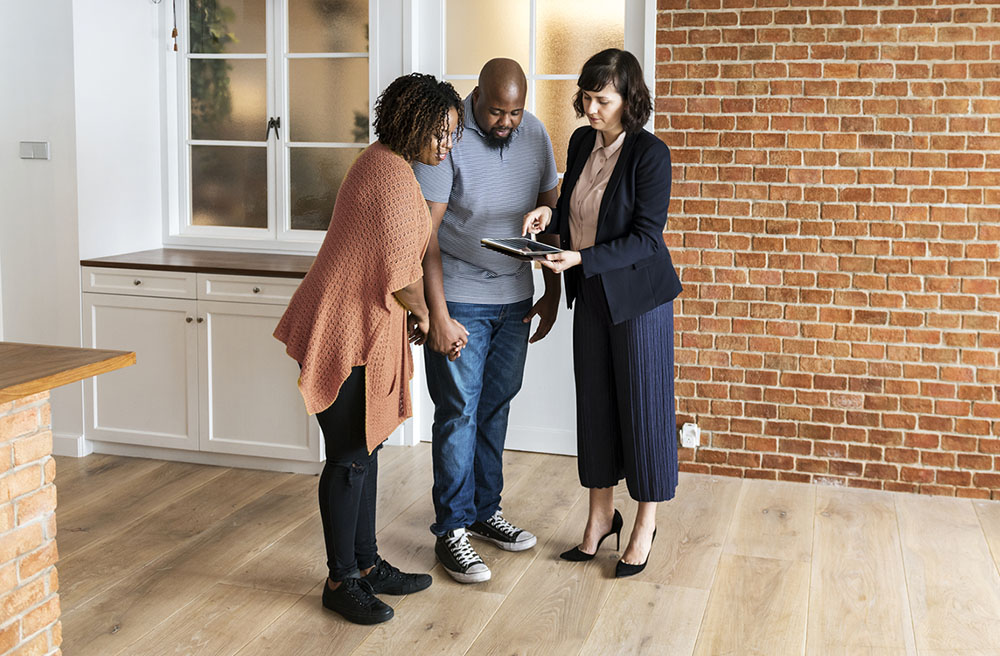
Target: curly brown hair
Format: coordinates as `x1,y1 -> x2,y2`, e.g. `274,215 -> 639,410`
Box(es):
373,73 -> 464,161
573,49 -> 652,133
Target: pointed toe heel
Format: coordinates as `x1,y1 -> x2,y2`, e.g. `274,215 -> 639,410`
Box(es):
615,528 -> 656,579
559,545 -> 596,561
559,509 -> 624,562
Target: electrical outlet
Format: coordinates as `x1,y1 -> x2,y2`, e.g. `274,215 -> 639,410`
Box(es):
680,422 -> 700,448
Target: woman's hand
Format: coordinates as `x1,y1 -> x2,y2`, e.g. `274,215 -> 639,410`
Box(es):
522,206 -> 553,235
407,313 -> 430,345
538,250 -> 582,274
427,316 -> 470,362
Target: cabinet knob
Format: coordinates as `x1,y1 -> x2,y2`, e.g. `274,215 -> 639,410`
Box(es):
197,317 -> 204,323
185,317 -> 193,323
252,287 -> 261,294
133,279 -> 142,286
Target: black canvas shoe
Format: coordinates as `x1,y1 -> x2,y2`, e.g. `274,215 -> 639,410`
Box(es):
321,578 -> 394,625
435,528 -> 491,583
361,556 -> 432,595
468,510 -> 537,552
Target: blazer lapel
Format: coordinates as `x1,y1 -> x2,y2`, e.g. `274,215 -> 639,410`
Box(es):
596,131 -> 638,237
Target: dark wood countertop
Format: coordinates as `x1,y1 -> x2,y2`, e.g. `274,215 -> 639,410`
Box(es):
80,248 -> 315,279
0,342 -> 135,403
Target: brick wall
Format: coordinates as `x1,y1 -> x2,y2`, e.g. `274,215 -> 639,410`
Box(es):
656,0 -> 1000,497
0,393 -> 61,655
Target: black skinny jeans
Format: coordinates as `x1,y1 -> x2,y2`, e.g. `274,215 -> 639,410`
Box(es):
315,366 -> 380,581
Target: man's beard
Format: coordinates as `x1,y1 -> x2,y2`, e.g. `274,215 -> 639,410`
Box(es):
485,128 -> 513,150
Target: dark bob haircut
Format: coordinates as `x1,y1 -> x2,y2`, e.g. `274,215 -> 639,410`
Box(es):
373,73 -> 464,162
573,48 -> 651,133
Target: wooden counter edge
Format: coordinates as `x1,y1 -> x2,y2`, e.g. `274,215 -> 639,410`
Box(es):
0,347 -> 136,403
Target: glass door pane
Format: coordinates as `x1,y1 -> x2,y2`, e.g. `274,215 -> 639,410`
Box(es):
536,0 -> 625,75
283,0 -> 370,233
535,80 -> 588,173
288,0 -> 368,53
189,0 -> 267,53
190,59 -> 267,141
188,0 -> 269,230
191,145 -> 268,227
288,58 -> 369,143
445,0 -> 530,75
288,147 -> 364,231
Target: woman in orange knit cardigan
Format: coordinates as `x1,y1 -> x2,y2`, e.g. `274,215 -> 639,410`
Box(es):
274,73 -> 463,625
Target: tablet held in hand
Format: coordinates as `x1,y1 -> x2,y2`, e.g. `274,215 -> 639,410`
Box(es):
480,237 -> 564,261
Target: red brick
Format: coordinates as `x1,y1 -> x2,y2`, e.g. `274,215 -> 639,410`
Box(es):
937,470 -> 972,487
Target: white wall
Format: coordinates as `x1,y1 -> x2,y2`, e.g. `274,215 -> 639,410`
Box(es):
0,0 -> 84,438
73,0 -> 163,259
0,1 -> 165,448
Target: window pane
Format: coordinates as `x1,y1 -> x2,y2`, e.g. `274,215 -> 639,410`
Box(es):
446,0 -> 529,76
288,147 -> 364,231
536,0 -> 625,75
289,58 -> 368,143
191,145 -> 267,228
189,0 -> 266,54
446,79 -> 477,103
288,0 -> 368,53
535,80 -> 587,174
190,59 -> 267,141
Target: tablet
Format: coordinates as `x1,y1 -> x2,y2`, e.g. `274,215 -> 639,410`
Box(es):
480,237 -> 564,261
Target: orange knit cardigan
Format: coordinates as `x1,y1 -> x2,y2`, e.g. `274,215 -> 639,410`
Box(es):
274,142 -> 431,451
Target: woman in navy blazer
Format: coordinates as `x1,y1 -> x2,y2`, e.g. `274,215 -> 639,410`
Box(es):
523,48 -> 682,578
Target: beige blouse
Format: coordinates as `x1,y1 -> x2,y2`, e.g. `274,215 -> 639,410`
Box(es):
568,130 -> 627,250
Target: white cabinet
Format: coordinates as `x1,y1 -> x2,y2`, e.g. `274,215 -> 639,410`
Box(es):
82,266 -> 321,464
82,293 -> 200,450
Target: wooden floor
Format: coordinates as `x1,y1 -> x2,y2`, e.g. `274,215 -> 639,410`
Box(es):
54,445 -> 1000,655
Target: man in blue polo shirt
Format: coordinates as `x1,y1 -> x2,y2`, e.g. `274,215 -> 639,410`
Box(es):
413,58 -> 560,583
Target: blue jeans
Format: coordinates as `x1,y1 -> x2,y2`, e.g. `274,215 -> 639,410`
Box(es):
425,298 -> 532,536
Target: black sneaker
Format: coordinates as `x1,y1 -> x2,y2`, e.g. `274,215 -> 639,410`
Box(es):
468,510 -> 537,552
321,578 -> 394,625
361,556 -> 432,595
435,528 -> 491,583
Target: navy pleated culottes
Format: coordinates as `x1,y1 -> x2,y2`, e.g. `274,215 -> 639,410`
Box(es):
573,274 -> 678,502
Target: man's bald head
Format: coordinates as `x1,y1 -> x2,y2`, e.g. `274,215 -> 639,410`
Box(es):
472,58 -> 528,149
478,58 -> 527,98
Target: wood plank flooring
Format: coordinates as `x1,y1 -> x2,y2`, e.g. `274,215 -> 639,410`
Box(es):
54,447 -> 1000,655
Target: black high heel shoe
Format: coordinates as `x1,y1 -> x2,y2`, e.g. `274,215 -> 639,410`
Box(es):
615,528 -> 656,578
559,509 -> 624,561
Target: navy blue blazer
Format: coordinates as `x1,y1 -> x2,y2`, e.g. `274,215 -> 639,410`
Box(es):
545,126 -> 682,324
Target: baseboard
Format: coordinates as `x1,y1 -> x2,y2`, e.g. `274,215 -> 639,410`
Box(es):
88,440 -> 325,475
52,432 -> 93,457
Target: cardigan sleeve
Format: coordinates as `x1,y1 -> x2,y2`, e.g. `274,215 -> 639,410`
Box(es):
369,186 -> 429,312
578,136 -> 672,278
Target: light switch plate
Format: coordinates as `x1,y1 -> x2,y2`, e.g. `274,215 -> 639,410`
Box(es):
19,141 -> 50,160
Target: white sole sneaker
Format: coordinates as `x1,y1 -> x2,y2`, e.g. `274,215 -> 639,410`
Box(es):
441,564 -> 492,584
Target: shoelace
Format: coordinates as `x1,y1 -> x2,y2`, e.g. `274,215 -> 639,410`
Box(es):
342,579 -> 376,606
376,559 -> 401,579
447,532 -> 482,567
487,512 -> 519,537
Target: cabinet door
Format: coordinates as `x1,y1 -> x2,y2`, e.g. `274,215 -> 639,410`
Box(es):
82,293 -> 200,450
197,300 -> 320,461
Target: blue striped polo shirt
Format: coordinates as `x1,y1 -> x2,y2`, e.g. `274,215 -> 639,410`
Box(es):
413,94 -> 558,304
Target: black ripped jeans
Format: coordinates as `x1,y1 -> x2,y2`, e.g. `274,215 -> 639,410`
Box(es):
315,366 -> 380,581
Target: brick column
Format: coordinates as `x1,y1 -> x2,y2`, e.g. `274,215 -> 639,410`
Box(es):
0,392 -> 61,656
